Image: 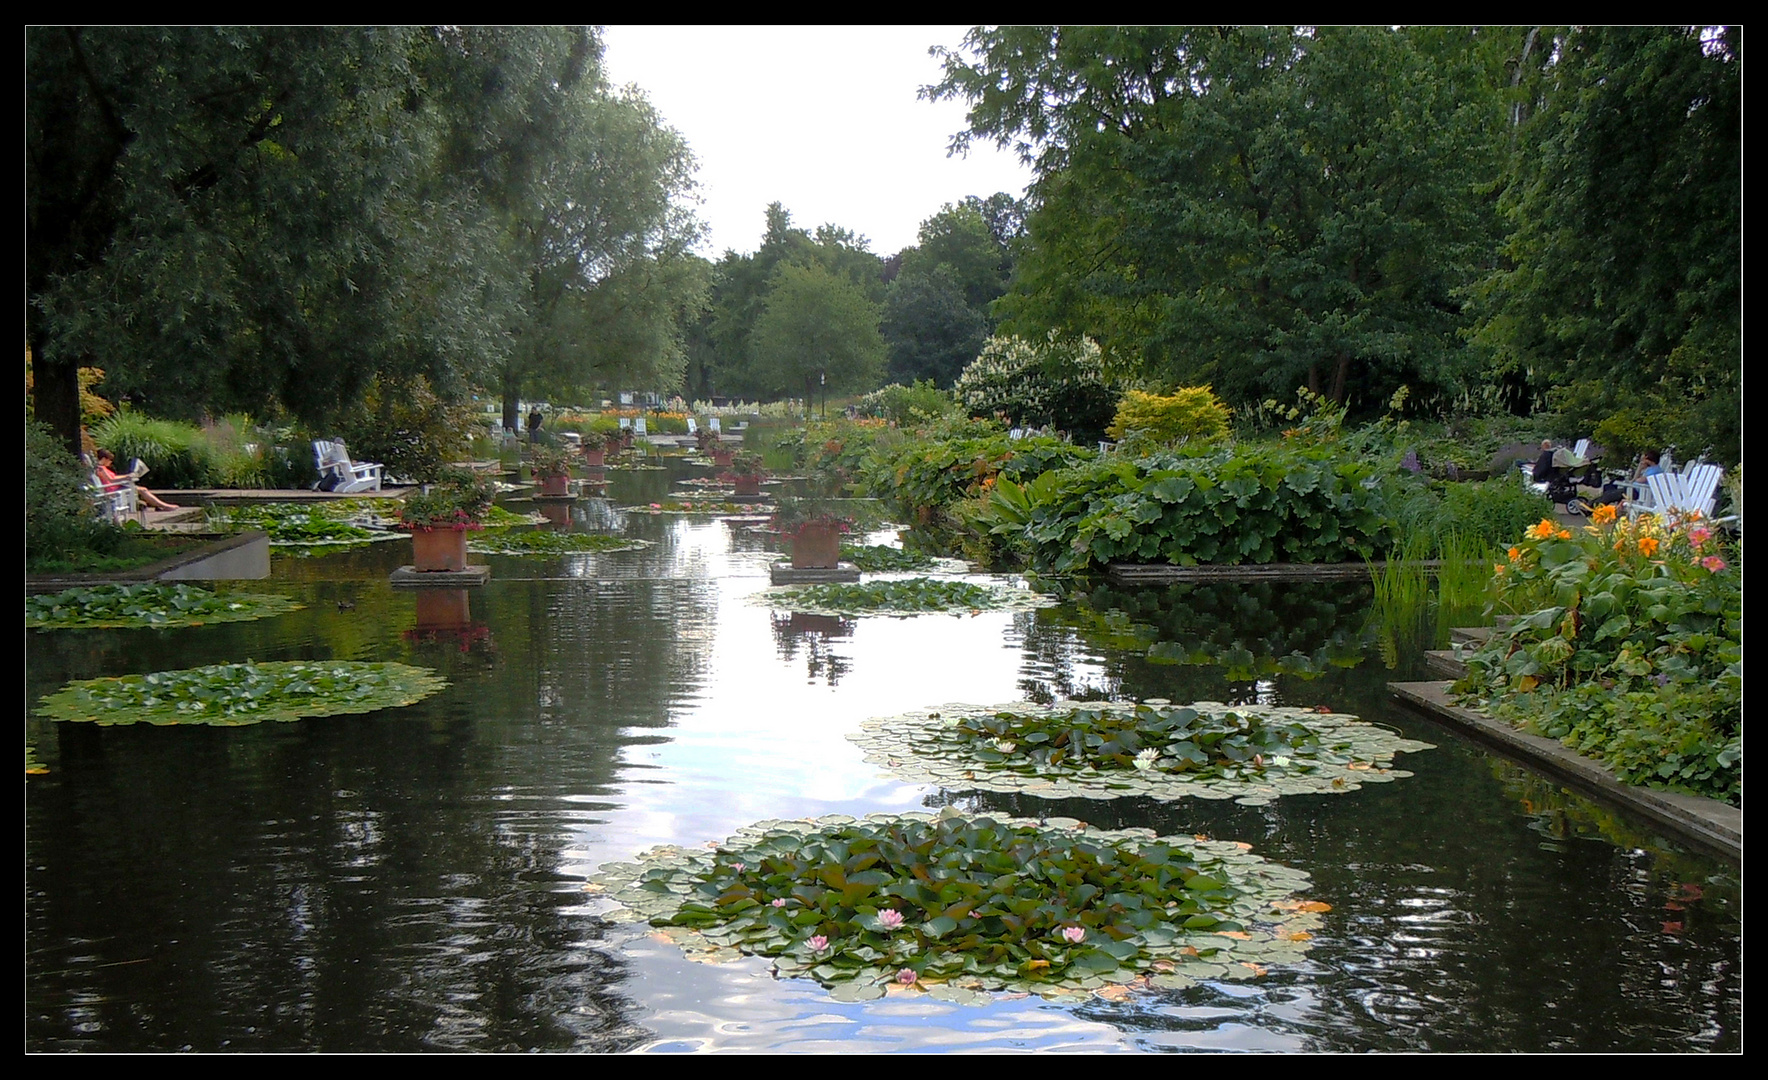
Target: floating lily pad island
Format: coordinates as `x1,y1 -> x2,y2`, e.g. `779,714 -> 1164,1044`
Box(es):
753,576 -> 1055,617
35,661 -> 447,727
852,699 -> 1434,805
585,809 -> 1324,1003
26,583 -> 302,630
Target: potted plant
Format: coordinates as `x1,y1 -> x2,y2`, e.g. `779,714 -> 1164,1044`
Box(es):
773,495 -> 854,569
580,429 -> 617,467
528,442 -> 576,496
724,450 -> 767,497
399,471 -> 496,571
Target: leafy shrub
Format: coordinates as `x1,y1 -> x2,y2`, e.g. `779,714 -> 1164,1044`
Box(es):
953,332 -> 1119,442
980,444 -> 1393,575
1385,473 -> 1554,556
27,418 -> 121,565
860,381 -> 959,424
333,376 -> 479,484
1454,507 -> 1740,804
1107,387 -> 1232,448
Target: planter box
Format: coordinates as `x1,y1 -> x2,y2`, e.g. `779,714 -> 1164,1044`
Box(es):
791,523 -> 843,569
538,473 -> 572,497
733,476 -> 762,497
582,448 -> 605,467
411,528 -> 469,572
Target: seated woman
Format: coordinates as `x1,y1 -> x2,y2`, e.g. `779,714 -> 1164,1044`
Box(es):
94,448 -> 181,511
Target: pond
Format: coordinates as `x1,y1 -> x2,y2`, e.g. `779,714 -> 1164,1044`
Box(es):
26,458 -> 1741,1053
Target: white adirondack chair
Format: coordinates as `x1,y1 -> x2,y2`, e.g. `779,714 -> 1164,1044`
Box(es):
85,455 -> 140,523
685,418 -> 698,436
633,417 -> 648,438
708,417 -> 722,435
1635,464 -> 1725,523
618,417 -> 631,430
313,440 -> 384,493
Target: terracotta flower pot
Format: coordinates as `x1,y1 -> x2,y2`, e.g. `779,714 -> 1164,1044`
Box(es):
411,528 -> 469,572
582,447 -> 605,467
711,448 -> 735,468
791,522 -> 843,569
539,472 -> 571,496
733,476 -> 762,497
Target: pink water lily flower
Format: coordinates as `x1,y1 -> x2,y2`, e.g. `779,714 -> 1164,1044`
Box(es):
1061,926 -> 1085,944
896,968 -> 918,986
771,898 -> 787,908
877,909 -> 905,931
807,935 -> 829,952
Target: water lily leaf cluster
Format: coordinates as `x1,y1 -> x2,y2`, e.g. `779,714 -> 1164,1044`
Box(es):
36,661 -> 447,727
622,501 -> 775,515
853,699 -> 1433,805
838,544 -> 951,572
756,577 -> 1054,617
467,531 -> 650,556
205,501 -> 403,546
26,583 -> 303,630
587,809 -> 1322,1001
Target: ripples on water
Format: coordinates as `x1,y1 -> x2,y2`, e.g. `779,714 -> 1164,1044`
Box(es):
25,467 -> 1740,1052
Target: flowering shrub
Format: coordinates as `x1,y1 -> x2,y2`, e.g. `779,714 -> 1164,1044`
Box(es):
1455,506 -> 1741,804
398,471 -> 496,531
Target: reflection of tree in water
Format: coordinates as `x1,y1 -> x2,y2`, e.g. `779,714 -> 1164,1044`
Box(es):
1015,582 -> 1378,708
769,611 -> 855,686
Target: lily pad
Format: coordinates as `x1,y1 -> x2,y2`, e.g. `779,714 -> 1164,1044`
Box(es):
35,660 -> 447,727
754,577 -> 1055,617
851,698 -> 1433,802
26,583 -> 303,630
467,531 -> 650,556
585,808 -> 1323,1004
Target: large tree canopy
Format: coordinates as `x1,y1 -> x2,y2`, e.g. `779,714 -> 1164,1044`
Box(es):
26,26 -> 704,451
1471,26 -> 1740,460
749,262 -> 885,408
929,26 -> 1515,416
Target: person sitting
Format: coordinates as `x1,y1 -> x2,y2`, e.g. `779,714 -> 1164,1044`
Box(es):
1576,450 -> 1663,511
94,448 -> 181,511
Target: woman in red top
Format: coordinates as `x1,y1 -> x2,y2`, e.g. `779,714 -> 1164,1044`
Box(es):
94,448 -> 181,511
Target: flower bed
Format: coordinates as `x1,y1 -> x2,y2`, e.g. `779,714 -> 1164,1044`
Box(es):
36,660 -> 447,727
26,583 -> 302,630
585,809 -> 1323,1002
852,699 -> 1432,805
1454,507 -> 1741,805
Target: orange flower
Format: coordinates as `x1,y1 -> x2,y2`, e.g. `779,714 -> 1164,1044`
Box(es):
1590,503 -> 1617,525
1507,547 -> 1520,562
1637,536 -> 1660,557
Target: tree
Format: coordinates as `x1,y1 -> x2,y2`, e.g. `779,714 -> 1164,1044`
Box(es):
929,26 -> 1511,416
27,27 -> 504,454
880,266 -> 988,387
749,263 -> 885,409
1471,26 -> 1741,461
899,199 -> 1014,315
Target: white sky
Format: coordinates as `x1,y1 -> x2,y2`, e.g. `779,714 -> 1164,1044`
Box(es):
599,25 -> 1035,260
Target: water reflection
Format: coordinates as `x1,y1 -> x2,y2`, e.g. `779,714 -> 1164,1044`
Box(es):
25,456 -> 1740,1052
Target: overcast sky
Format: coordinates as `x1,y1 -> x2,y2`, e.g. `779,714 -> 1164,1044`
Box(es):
599,25 -> 1035,260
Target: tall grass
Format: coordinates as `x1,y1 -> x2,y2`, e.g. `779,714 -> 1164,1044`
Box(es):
1367,532 -> 1502,660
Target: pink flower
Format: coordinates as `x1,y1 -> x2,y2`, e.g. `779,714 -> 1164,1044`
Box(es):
649,503 -> 662,509
1702,555 -> 1728,572
771,898 -> 787,908
730,862 -> 744,873
1687,526 -> 1712,550
807,935 -> 828,952
1061,926 -> 1085,944
877,909 -> 905,931
896,968 -> 918,986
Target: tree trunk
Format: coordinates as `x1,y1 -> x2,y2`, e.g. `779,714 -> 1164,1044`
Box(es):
31,352 -> 85,459
1330,352 -> 1351,405
501,369 -> 521,434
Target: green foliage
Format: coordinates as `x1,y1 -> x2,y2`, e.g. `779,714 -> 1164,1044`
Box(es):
762,578 -> 1048,616
399,472 -> 497,530
1107,388 -> 1232,448
853,700 -> 1431,805
952,332 -> 1118,441
36,660 -> 447,727
26,583 -> 301,629
89,411 -> 217,490
749,262 -> 887,402
590,810 -> 1322,999
880,266 -> 989,387
1384,474 -> 1554,556
205,501 -> 395,547
1473,27 -> 1739,463
525,441 -> 578,479
334,376 -> 480,484
984,444 -> 1393,575
860,382 -> 960,425
839,545 -> 941,572
1454,509 -> 1741,804
467,531 -> 648,556
26,417 -> 120,565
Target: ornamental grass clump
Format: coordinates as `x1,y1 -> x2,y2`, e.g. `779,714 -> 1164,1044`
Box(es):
1454,506 -> 1741,804
587,809 -> 1323,1002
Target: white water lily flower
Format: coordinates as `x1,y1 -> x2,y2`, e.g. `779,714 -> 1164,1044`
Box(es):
1133,748 -> 1161,771
991,738 -> 1017,754
1272,756 -> 1292,768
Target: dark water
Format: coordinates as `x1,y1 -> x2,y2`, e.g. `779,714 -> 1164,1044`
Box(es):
26,462 -> 1741,1052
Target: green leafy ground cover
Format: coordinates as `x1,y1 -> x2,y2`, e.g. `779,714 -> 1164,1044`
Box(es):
586,809 -> 1323,1002
36,661 -> 446,727
26,531 -> 212,576
838,544 -> 946,572
467,531 -> 650,556
755,577 -> 1054,617
853,700 -> 1431,805
27,583 -> 302,629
